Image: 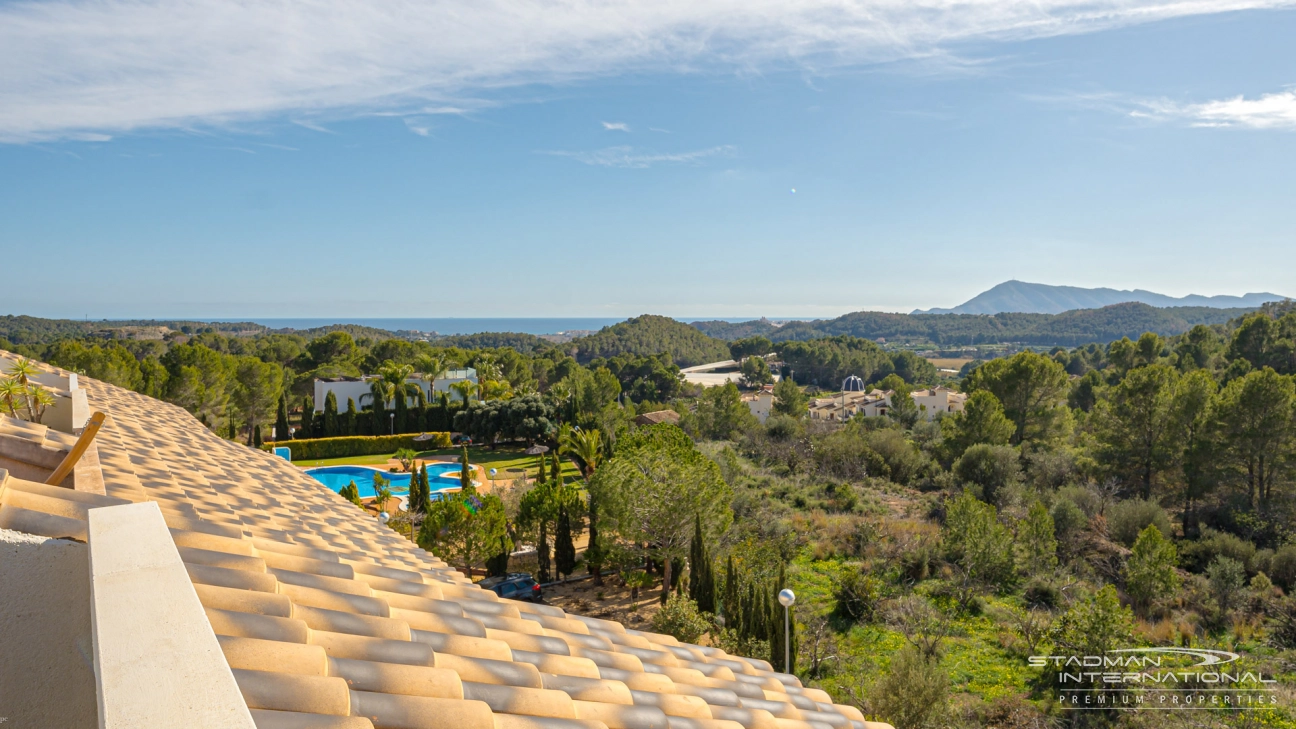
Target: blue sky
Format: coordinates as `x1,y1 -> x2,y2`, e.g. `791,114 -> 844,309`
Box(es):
1,0 -> 1294,319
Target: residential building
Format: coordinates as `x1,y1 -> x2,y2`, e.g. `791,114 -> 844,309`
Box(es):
910,386 -> 968,419
633,409 -> 681,426
741,385 -> 776,423
808,389 -> 893,421
313,368 -> 477,411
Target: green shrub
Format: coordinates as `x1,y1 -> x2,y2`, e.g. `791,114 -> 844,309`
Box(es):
1180,528 -> 1257,574
264,432 -> 451,461
650,592 -> 711,644
1050,499 -> 1087,542
1023,579 -> 1061,610
953,444 -> 1021,507
1253,548 -> 1275,577
1056,485 -> 1100,518
868,644 -> 948,729
1269,545 -> 1296,591
1206,556 -> 1247,612
1125,524 -> 1179,612
833,568 -> 881,622
1108,498 -> 1173,547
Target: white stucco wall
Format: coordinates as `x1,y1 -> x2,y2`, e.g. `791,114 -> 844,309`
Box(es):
0,528 -> 98,729
314,371 -> 478,412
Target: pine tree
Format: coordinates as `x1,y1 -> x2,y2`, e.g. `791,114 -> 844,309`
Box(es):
300,397 -> 314,439
554,501 -> 576,579
323,391 -> 339,437
274,395 -> 290,443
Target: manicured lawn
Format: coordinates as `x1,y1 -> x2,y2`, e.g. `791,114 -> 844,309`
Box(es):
293,446 -> 581,482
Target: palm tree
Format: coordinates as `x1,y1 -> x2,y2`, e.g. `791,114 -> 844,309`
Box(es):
0,377 -> 25,418
559,426 -> 604,481
414,354 -> 450,401
450,380 -> 476,405
25,385 -> 55,424
559,426 -> 607,584
5,357 -> 41,386
377,361 -> 418,407
4,358 -> 43,421
472,356 -> 504,401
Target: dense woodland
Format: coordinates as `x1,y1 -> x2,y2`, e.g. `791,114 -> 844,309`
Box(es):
5,305 -> 1296,727
693,302 -> 1262,346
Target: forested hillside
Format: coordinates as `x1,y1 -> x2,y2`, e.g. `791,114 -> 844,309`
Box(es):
694,303 -> 1257,346
572,314 -> 732,367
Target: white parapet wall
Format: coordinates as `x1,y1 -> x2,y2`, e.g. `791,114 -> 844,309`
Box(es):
88,501 -> 256,729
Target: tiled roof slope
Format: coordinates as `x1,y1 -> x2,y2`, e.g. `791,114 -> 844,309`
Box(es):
0,359 -> 890,729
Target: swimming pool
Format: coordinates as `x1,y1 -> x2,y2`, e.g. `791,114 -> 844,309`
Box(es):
305,463 -> 466,500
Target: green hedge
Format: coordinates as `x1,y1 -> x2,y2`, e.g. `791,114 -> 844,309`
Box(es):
263,432 -> 452,461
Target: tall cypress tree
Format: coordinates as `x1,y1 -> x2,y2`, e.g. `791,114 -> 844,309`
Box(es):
486,534 -> 510,577
688,514 -> 716,613
344,398 -> 358,436
274,395 -> 289,443
251,424 -> 263,448
460,446 -> 472,490
323,391 -> 339,437
536,521 -> 551,584
418,465 -> 433,514
554,500 -> 576,580
408,466 -> 424,515
300,397 -> 314,440
550,453 -> 561,484
393,386 -> 409,434
722,555 -> 739,628
371,396 -> 387,436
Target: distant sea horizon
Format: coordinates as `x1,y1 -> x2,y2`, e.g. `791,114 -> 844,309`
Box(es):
217,317 -> 817,336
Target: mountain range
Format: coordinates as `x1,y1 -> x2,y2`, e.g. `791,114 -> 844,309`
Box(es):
915,280 -> 1288,315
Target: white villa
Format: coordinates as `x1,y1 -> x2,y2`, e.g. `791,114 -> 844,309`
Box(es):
741,385 -> 776,423
910,386 -> 968,418
313,368 -> 478,412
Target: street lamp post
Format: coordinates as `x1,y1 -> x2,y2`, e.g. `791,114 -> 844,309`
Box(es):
390,412 -> 395,435
777,589 -> 795,674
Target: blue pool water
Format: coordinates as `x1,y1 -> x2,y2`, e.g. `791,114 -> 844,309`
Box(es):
305,464 -> 465,500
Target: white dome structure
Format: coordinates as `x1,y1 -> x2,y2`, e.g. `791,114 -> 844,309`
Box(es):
843,375 -> 866,392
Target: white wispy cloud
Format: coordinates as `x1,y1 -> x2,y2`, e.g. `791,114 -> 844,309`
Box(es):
2,0 -> 1293,142
1134,90 -> 1296,129
404,118 -> 432,137
602,121 -> 631,132
540,145 -> 736,168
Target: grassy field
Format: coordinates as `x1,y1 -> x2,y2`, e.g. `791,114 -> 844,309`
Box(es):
925,357 -> 973,370
293,446 -> 581,482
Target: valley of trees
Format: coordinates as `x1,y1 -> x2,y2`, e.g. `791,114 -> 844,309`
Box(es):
6,304 -> 1296,728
